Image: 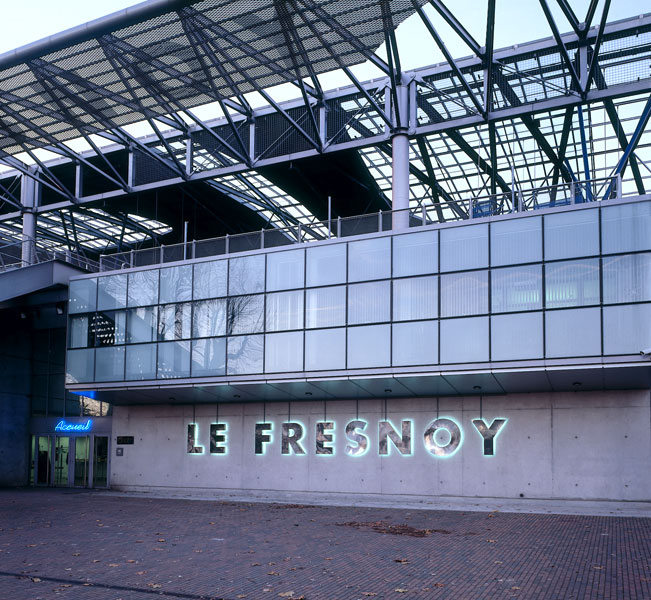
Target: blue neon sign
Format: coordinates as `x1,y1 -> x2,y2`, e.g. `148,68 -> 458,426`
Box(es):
54,419 -> 93,432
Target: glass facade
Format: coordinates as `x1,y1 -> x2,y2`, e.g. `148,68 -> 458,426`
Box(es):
66,200 -> 651,384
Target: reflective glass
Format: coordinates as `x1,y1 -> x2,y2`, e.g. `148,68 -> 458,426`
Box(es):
229,254 -> 265,296
267,249 -> 304,291
305,286 -> 345,328
125,343 -> 157,380
65,349 -> 94,383
92,311 -> 126,346
603,253 -> 651,304
158,303 -> 192,340
192,299 -> 227,338
602,202 -> 651,254
304,328 -> 346,371
545,308 -> 601,358
69,279 -> 96,314
227,335 -> 263,374
440,317 -> 489,363
348,281 -> 390,324
97,274 -> 127,310
191,338 -> 226,377
440,223 -> 488,272
95,346 -> 125,382
392,321 -> 438,366
545,258 -> 600,308
127,270 -> 159,307
603,303 -> 651,355
306,243 -> 346,286
159,265 -> 192,304
544,209 -> 599,260
69,315 -> 90,348
193,260 -> 227,299
440,271 -> 488,317
265,331 -> 303,372
228,295 -> 264,335
126,306 -> 158,343
491,265 -> 542,313
347,324 -> 390,368
157,341 -> 191,378
348,237 -> 390,282
393,230 -> 438,276
266,290 -> 304,332
491,312 -> 543,360
491,216 -> 541,266
393,276 -> 437,321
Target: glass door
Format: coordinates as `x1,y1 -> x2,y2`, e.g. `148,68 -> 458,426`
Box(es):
36,436 -> 51,485
54,437 -> 70,486
73,437 -> 90,487
93,436 -> 109,488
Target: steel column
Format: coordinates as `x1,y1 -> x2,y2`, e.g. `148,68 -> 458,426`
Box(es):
392,84 -> 410,229
20,170 -> 40,266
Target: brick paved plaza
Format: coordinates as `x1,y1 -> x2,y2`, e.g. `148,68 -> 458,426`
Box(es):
0,489 -> 649,599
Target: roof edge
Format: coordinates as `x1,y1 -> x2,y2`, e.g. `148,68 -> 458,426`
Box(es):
0,0 -> 193,71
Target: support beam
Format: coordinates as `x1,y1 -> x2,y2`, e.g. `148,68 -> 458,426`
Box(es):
392,85 -> 410,229
20,170 -> 40,266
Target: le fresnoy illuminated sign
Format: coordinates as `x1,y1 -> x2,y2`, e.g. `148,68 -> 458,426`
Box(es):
186,418 -> 507,457
54,419 -> 93,432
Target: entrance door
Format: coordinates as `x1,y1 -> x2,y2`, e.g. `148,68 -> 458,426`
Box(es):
36,436 -> 51,485
54,437 -> 70,486
93,436 -> 109,488
73,437 -> 90,487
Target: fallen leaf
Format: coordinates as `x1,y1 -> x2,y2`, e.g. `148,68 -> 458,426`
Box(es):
26,544 -> 37,547
362,593 -> 377,597
395,589 -> 409,593
512,587 -> 521,590
434,583 -> 445,588
251,563 -> 261,566
108,563 -> 120,567
157,538 -> 166,542
268,571 -> 280,575
487,539 -> 497,543
72,552 -> 81,556
394,558 -> 409,564
324,557 -> 333,560
278,593 -> 294,598
494,561 -> 503,564
593,566 -> 604,570
92,559 -> 101,563
31,577 -> 42,583
136,571 -> 146,575
237,596 -> 247,599
147,583 -> 162,589
126,559 -> 136,563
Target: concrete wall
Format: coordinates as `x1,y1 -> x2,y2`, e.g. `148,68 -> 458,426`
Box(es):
0,326 -> 31,487
110,390 -> 651,502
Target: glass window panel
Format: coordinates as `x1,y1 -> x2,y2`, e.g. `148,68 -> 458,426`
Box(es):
440,317 -> 489,363
491,312 -> 543,361
227,335 -> 263,375
266,290 -> 304,332
393,230 -> 438,277
191,338 -> 226,377
440,223 -> 488,272
267,249 -> 304,291
69,315 -> 90,348
392,321 -> 438,366
157,341 -> 191,379
491,265 -> 542,313
347,324 -> 390,368
97,274 -> 127,310
305,328 -> 346,371
229,254 -> 265,296
92,311 -> 127,346
306,243 -> 346,286
602,202 -> 651,254
546,308 -> 601,358
65,349 -> 94,384
603,303 -> 651,355
348,237 -> 390,282
603,253 -> 651,304
192,299 -> 227,338
265,331 -> 303,372
545,258 -> 600,308
491,216 -> 541,266
126,306 -> 158,343
68,279 -> 96,314
544,209 -> 599,260
440,271 -> 488,317
228,295 -> 264,335
393,276 -> 437,321
193,260 -> 227,299
127,270 -> 159,307
95,346 -> 125,382
305,286 -> 346,329
158,303 -> 192,341
159,265 -> 192,304
348,281 -> 390,324
125,343 -> 157,380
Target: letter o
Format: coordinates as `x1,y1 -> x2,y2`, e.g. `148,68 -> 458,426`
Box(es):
423,418 -> 462,457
